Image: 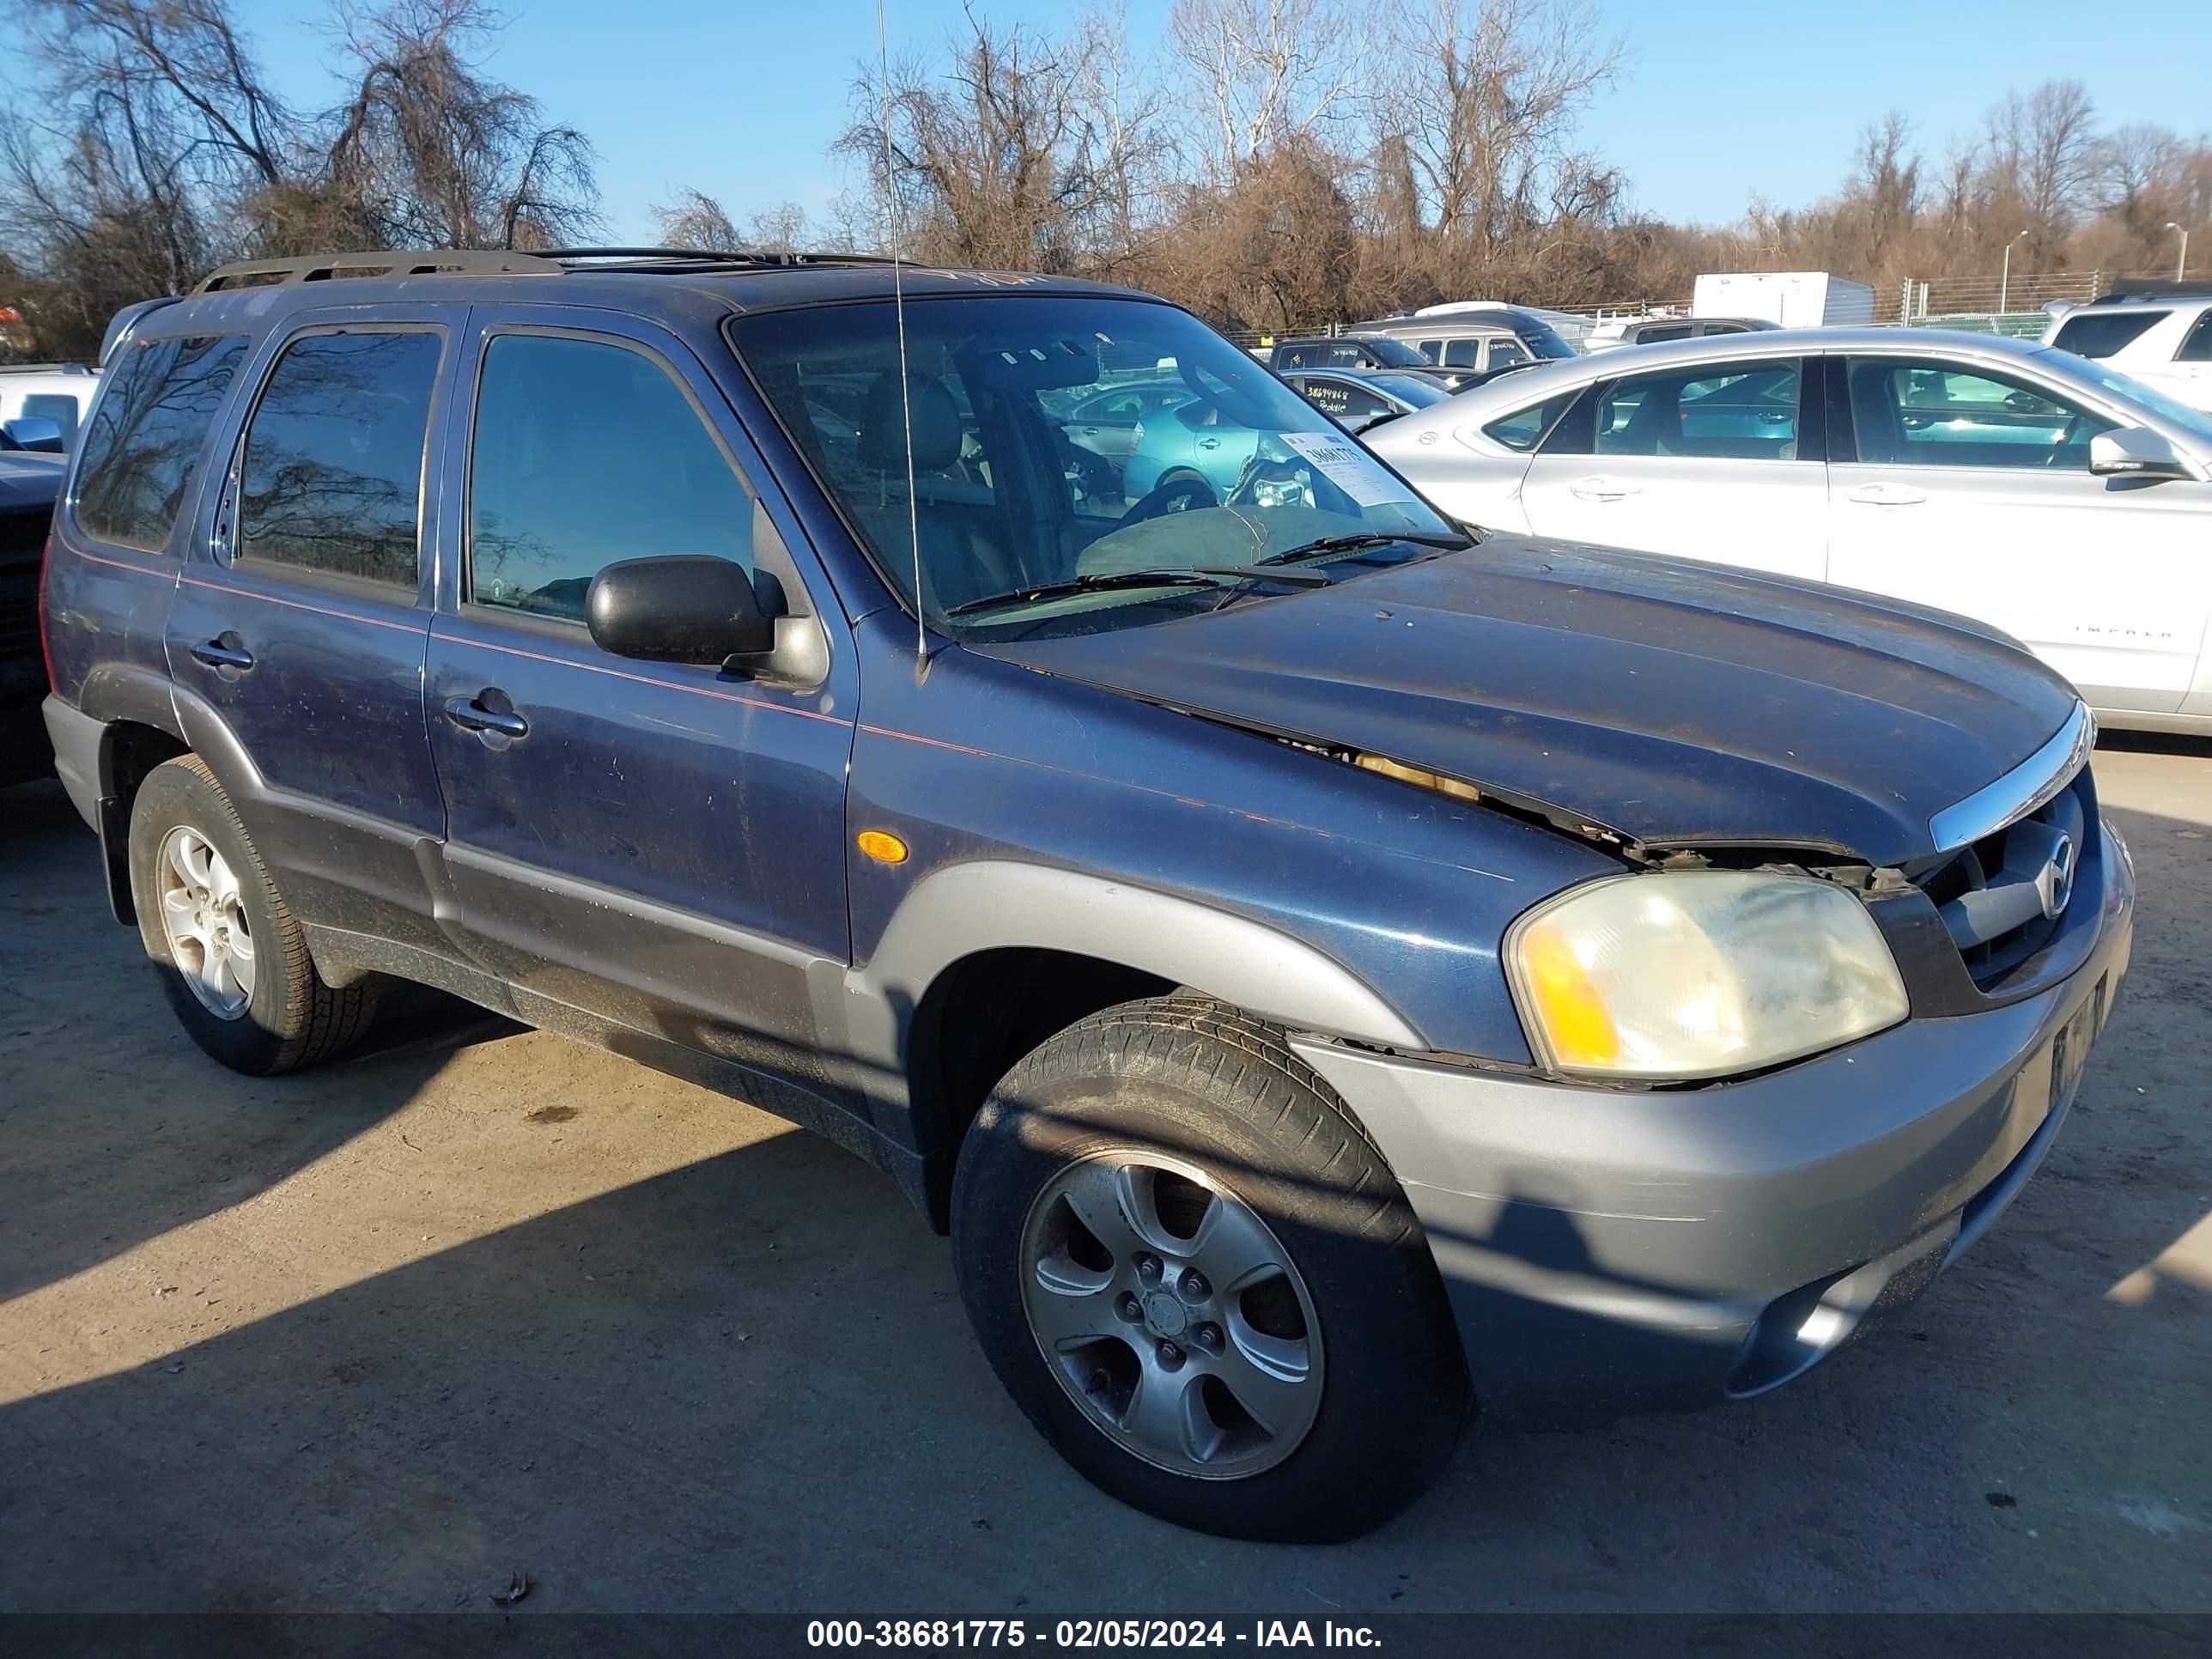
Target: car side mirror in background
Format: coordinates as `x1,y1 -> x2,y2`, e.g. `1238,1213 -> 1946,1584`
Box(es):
2088,427 -> 2197,482
586,556 -> 777,671
0,416 -> 64,453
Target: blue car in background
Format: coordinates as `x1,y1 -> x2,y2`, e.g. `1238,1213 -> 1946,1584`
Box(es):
1121,393 -> 1264,501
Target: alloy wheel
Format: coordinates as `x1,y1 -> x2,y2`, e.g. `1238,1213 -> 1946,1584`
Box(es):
1018,1151 -> 1324,1480
155,825 -> 257,1019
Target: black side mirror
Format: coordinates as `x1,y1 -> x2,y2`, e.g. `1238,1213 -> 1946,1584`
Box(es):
586,556 -> 775,670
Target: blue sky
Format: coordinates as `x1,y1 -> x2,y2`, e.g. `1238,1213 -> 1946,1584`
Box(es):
15,0 -> 2212,241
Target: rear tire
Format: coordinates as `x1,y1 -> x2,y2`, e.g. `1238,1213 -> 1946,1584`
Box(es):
128,755 -> 377,1075
951,995 -> 1469,1541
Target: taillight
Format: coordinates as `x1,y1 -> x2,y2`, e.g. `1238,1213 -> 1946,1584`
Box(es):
36,536 -> 56,690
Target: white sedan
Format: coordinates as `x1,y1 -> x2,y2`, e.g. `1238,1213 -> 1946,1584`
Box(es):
1368,328 -> 2212,732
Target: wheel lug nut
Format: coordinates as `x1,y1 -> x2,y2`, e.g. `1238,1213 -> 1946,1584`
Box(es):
1194,1322 -> 1222,1350
1181,1269 -> 1208,1300
1157,1340 -> 1184,1370
1116,1292 -> 1142,1322
1136,1254 -> 1162,1283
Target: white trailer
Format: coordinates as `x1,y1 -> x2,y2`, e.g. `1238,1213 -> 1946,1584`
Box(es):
1692,271 -> 1876,328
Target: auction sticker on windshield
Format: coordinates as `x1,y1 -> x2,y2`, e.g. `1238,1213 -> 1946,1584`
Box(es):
1279,431 -> 1419,507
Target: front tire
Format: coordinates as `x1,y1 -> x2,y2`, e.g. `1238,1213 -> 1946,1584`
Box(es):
951,996 -> 1469,1541
128,755 -> 377,1075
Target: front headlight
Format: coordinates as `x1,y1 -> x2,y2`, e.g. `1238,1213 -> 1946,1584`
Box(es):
1505,871 -> 1909,1082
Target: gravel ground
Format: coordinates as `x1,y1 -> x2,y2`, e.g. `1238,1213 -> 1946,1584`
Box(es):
1,738 -> 2207,1616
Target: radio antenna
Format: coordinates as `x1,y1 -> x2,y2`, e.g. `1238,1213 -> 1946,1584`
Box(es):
877,0 -> 927,662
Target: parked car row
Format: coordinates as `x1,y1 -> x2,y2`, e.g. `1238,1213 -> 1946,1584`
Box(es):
1365,327 -> 2212,732
29,251 -> 2134,1550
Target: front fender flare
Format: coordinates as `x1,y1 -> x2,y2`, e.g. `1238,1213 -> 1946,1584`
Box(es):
838,860 -> 1428,1082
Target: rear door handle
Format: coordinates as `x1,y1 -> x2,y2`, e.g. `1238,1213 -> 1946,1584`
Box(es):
1848,483 -> 1929,506
443,693 -> 529,740
188,636 -> 255,672
1570,476 -> 1640,501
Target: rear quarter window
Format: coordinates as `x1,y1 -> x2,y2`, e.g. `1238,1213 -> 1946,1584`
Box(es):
2051,310 -> 2167,359
72,334 -> 249,551
1483,392 -> 1579,453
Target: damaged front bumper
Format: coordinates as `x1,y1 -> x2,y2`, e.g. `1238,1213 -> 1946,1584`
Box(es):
1291,817 -> 2136,1425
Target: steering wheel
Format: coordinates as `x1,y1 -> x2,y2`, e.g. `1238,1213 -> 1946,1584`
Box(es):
1122,472 -> 1218,525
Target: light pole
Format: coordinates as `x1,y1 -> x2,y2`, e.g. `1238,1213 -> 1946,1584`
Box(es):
2000,228 -> 2029,313
2167,222 -> 2190,281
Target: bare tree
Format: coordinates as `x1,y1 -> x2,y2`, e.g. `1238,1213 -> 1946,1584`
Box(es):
1073,3 -> 1177,264
1850,112 -> 1920,256
744,202 -> 812,254
840,3 -> 1155,270
1982,79 -> 2097,250
653,187 -> 740,250
1,0 -> 599,349
1166,0 -> 1366,177
312,0 -> 599,250
1373,0 -> 1622,271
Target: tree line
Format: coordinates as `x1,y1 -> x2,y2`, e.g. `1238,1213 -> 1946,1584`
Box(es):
5,0 -> 2209,362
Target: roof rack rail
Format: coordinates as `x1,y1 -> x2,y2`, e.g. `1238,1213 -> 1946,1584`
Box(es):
2092,277 -> 2212,304
194,250 -> 562,293
538,246 -> 901,269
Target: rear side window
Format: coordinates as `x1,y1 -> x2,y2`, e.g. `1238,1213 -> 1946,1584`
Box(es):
1597,361 -> 1801,459
237,331 -> 442,588
2177,313 -> 2212,363
2051,310 -> 2166,359
1442,339 -> 1481,368
1487,339 -> 1528,369
468,334 -> 757,622
73,334 -> 248,551
1482,392 -> 1578,453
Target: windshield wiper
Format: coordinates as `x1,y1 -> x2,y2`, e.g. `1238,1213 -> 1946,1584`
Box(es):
945,564 -> 1328,617
1255,531 -> 1474,568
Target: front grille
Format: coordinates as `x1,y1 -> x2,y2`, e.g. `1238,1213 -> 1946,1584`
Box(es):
1909,778 -> 2087,988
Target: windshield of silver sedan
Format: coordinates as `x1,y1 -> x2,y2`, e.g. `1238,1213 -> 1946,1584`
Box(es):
731,295 -> 1462,638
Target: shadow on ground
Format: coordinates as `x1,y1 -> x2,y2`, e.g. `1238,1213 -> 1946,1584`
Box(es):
2,781 -> 517,1303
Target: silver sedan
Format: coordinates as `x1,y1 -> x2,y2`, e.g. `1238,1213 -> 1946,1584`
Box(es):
1367,328 -> 2212,732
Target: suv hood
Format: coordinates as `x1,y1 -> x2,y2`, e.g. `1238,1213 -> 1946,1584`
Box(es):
967,538 -> 2081,868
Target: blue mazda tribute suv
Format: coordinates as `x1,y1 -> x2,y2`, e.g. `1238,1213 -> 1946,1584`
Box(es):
39,248 -> 2134,1541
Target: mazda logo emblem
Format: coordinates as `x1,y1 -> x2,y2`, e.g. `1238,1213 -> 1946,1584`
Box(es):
2038,834 -> 2076,921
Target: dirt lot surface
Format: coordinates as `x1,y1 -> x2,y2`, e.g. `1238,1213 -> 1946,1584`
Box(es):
2,739 -> 2208,1616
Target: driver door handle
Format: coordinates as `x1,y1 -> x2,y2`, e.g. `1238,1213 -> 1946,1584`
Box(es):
443,694 -> 529,740
1569,476 -> 1640,501
188,637 -> 255,672
1848,483 -> 1928,506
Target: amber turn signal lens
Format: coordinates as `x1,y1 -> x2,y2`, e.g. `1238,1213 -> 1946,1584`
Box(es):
856,830 -> 909,865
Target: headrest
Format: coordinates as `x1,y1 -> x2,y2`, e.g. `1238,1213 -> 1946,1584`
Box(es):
860,371 -> 963,472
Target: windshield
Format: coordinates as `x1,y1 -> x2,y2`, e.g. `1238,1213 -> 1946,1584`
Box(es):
1517,325 -> 1577,360
2037,348 -> 2212,447
732,295 -> 1458,638
1358,336 -> 1430,369
1363,374 -> 1451,408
